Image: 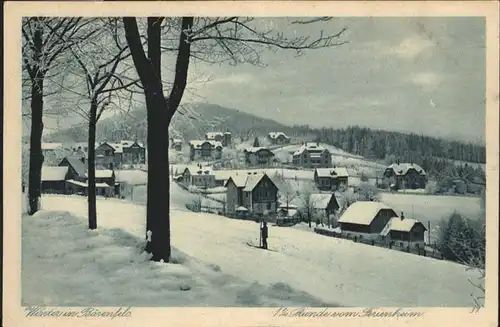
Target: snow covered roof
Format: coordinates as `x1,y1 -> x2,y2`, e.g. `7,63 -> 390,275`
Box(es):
227,175 -> 248,187
66,180 -> 111,188
66,179 -> 87,187
184,166 -> 214,176
268,132 -> 290,139
244,147 -> 273,154
387,163 -> 426,176
310,193 -> 336,210
236,206 -> 248,211
172,139 -> 183,144
41,142 -> 63,150
205,132 -> 224,139
41,166 -> 68,181
293,143 -> 328,156
59,156 -> 87,177
214,170 -> 234,181
380,217 -> 427,236
86,169 -> 114,179
225,172 -> 272,191
315,167 -> 349,178
189,140 -> 223,148
243,173 -> 266,192
338,201 -> 395,226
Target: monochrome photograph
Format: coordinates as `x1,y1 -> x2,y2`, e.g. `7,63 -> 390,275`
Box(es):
12,5 -> 495,314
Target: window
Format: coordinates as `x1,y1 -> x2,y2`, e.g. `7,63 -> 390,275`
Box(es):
267,202 -> 271,210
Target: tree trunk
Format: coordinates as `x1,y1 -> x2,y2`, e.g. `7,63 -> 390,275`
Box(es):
123,17 -> 193,262
145,90 -> 171,261
28,75 -> 44,215
27,23 -> 44,216
87,101 -> 98,230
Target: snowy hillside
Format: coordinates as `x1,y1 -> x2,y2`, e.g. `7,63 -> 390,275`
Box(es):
36,190 -> 482,307
22,209 -> 328,307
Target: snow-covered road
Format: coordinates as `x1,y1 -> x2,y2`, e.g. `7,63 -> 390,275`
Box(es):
40,185 -> 482,307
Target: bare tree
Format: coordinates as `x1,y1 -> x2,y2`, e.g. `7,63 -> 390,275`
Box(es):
123,16 -> 347,262
56,18 -> 136,229
22,17 -> 94,215
298,184 -> 317,228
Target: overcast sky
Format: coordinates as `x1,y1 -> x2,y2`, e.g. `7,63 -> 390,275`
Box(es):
183,17 -> 486,143
38,17 -> 486,143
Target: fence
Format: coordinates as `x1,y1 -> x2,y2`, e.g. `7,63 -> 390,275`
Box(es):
314,227 -> 444,260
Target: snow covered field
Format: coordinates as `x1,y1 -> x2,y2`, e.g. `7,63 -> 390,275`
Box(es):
36,189 -> 482,307
22,209 -> 327,306
379,193 -> 482,228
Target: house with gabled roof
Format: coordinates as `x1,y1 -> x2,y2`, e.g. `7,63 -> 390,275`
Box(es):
292,142 -> 332,169
243,147 -> 275,167
182,165 -> 216,188
380,214 -> 427,249
267,132 -> 291,145
314,167 -> 349,190
338,201 -> 398,241
189,140 -> 223,161
95,140 -> 146,168
206,132 -> 232,147
58,156 -> 87,182
170,138 -> 183,151
309,193 -> 340,219
383,161 -> 427,190
225,172 -> 278,216
41,166 -> 71,194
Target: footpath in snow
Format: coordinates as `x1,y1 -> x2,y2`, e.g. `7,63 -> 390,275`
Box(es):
22,208 -> 331,307
37,188 -> 482,307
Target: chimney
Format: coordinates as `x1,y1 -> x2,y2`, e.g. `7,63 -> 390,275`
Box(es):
401,211 -> 405,220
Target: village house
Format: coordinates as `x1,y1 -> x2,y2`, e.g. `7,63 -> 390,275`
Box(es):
243,147 -> 276,167
41,156 -> 118,197
41,166 -> 72,194
189,140 -> 223,161
309,193 -> 340,221
214,170 -> 233,187
267,132 -> 291,145
292,142 -> 332,169
95,140 -> 146,169
206,132 -> 232,147
382,161 -> 427,190
380,213 -> 427,249
58,156 -> 87,182
337,201 -> 399,241
225,172 -> 278,216
170,138 -> 183,151
182,165 -> 216,189
314,167 -> 349,190
41,142 -> 64,156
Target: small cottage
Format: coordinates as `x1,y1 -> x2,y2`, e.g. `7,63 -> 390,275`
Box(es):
314,167 -> 349,190
380,214 -> 427,249
243,147 -> 275,167
337,201 -> 398,241
41,166 -> 70,194
309,193 -> 340,219
267,132 -> 291,145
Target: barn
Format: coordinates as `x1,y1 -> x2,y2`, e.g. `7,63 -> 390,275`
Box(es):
337,201 -> 398,241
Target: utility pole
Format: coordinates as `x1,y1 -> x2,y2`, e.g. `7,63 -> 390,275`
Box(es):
428,220 -> 431,245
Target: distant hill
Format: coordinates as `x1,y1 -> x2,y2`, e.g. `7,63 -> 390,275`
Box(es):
45,102 -> 315,143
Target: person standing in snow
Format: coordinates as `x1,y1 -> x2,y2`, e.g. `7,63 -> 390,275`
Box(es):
261,221 -> 268,249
